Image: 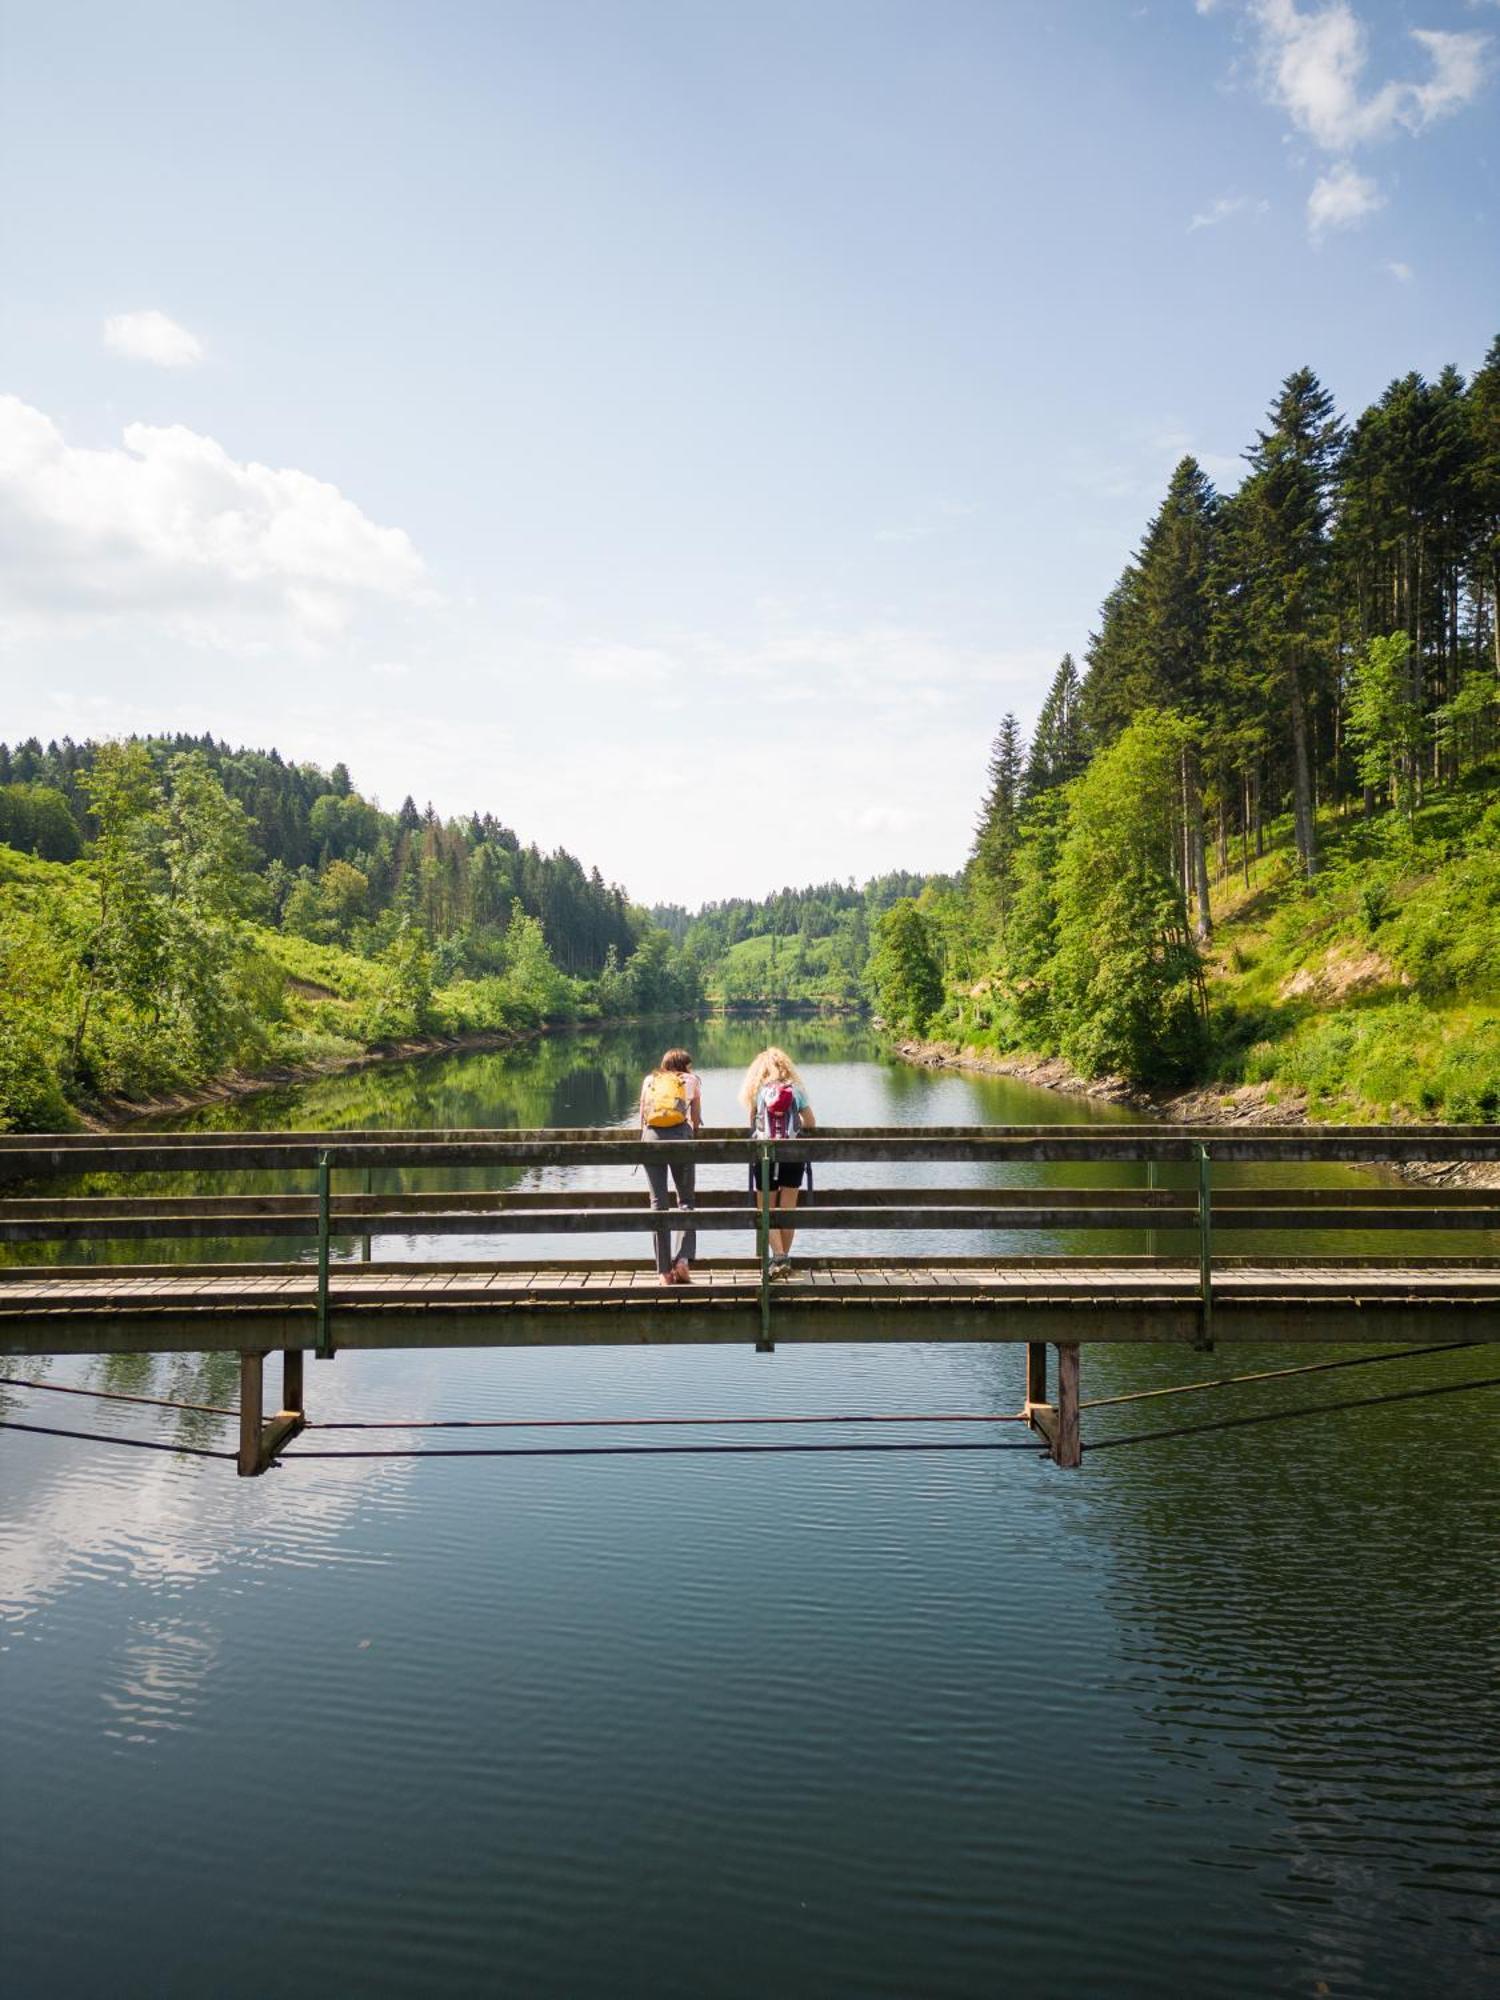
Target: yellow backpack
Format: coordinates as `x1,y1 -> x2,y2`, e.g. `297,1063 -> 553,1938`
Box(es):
643,1070 -> 689,1128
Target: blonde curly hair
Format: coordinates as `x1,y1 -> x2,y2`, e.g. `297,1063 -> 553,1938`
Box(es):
738,1045 -> 807,1112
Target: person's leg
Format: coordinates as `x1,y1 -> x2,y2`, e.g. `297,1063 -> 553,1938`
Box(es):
670,1151 -> 696,1274
643,1150 -> 673,1276
776,1183 -> 800,1254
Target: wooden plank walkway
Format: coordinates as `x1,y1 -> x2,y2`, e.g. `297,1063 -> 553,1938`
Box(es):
4,1260 -> 1498,1354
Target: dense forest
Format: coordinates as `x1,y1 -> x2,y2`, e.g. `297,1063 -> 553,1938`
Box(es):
869,340 -> 1500,1118
0,733 -> 639,974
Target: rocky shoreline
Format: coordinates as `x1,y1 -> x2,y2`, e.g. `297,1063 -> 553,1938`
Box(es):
891,1039 -> 1500,1188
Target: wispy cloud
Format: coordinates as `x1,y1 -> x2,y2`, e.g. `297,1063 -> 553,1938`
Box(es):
1188,193 -> 1270,230
1383,258 -> 1415,282
1201,4 -> 1490,240
1307,159 -> 1385,235
1249,2 -> 1488,152
102,308 -> 204,367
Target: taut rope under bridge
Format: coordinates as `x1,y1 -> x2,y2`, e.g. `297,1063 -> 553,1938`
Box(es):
1,1123 -> 1496,1475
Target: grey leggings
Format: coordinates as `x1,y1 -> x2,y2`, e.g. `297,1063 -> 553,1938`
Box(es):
642,1125 -> 696,1273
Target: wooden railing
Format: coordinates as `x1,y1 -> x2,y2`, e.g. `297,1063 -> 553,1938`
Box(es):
4,1124 -> 1498,1353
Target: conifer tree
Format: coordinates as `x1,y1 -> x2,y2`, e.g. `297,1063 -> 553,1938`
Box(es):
1024,655 -> 1088,796
971,712 -> 1024,927
1238,368 -> 1345,877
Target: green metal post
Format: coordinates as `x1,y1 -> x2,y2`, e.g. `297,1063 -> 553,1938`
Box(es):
315,1150 -> 333,1359
756,1141 -> 773,1353
1196,1141 -> 1213,1352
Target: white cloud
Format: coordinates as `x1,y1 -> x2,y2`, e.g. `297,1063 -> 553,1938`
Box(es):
1383,258 -> 1415,282
1188,193 -> 1270,230
1249,2 -> 1488,152
1307,160 -> 1384,235
0,395 -> 429,650
103,308 -> 205,367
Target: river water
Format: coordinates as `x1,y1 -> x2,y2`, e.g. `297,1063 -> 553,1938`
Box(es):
1,1018 -> 1496,1997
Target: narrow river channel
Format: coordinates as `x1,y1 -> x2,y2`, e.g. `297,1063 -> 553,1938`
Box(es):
2,1018 -> 1496,1997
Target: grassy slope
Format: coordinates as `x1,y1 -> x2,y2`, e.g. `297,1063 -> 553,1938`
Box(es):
1201,776 -> 1500,1121
936,769 -> 1500,1122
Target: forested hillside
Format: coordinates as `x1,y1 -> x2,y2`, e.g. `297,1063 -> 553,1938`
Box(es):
870,339 -> 1500,1120
652,872 -> 954,1006
0,737 -> 701,1127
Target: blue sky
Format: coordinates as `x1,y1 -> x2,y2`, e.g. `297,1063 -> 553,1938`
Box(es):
1,0 -> 1495,904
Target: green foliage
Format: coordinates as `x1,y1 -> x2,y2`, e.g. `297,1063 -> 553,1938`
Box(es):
1347,632 -> 1425,815
1049,715 -> 1206,1083
0,783 -> 82,861
501,903 -> 575,1021
869,900 -> 944,1032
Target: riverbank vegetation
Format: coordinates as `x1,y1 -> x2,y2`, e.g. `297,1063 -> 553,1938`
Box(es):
0,738 -> 703,1127
870,341 -> 1500,1120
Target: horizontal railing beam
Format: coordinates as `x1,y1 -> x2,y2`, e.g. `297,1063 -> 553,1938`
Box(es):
6,1126 -> 1500,1178
3,1203 -> 1498,1243
6,1182 -> 1497,1223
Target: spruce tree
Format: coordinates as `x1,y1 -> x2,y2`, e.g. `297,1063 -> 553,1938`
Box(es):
1239,368 -> 1345,877
1024,655 -> 1088,796
971,712 -> 1024,928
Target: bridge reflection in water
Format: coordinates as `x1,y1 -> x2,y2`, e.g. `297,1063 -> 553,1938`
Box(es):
2,1125 -> 1497,1475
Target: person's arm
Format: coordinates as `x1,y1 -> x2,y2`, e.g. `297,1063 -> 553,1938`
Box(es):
799,1090 -> 817,1132
690,1075 -> 702,1133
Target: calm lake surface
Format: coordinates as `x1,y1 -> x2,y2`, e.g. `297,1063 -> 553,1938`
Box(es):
2,1018 -> 1496,1997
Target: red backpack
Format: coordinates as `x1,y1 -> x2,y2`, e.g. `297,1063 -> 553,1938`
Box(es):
756,1081 -> 801,1140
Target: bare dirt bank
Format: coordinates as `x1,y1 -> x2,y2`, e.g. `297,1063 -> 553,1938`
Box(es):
892,1039 -> 1500,1188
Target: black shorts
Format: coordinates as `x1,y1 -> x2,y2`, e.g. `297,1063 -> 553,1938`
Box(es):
752,1160 -> 807,1191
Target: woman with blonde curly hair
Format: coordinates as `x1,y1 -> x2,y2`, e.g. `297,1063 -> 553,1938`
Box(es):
739,1046 -> 816,1278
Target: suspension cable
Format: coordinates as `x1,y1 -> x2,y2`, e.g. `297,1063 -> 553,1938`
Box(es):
1080,1342 -> 1483,1410
0,1419 -> 235,1460
1087,1373 -> 1500,1450
0,1375 -> 237,1417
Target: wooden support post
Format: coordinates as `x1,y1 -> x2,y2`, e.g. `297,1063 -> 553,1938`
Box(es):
282,1347 -> 304,1415
1025,1341 -> 1047,1409
361,1163 -> 372,1264
756,1142 -> 774,1353
1052,1342 -> 1082,1469
237,1350 -> 265,1478
315,1150 -> 333,1360
1196,1142 -> 1214,1352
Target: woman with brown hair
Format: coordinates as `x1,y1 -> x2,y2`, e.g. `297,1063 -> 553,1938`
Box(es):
639,1046 -> 701,1285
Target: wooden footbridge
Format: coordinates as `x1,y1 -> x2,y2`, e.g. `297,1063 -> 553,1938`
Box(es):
2,1124 -> 1497,1475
